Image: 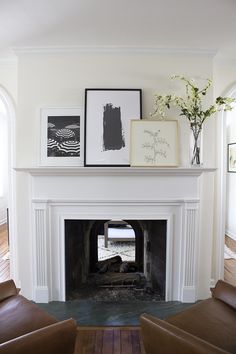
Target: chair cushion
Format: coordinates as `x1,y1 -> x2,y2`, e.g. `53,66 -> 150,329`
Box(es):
0,295 -> 57,344
166,298 -> 236,353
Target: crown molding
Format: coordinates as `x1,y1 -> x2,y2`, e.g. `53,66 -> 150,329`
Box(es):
0,52 -> 17,64
0,48 -> 17,63
214,49 -> 236,62
0,58 -> 17,64
12,45 -> 218,57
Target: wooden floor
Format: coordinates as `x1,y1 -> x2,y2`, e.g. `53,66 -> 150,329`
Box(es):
75,326 -> 146,354
224,235 -> 236,287
0,224 -> 10,282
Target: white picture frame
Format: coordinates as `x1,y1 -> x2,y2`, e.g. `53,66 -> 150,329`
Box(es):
84,89 -> 142,166
40,107 -> 83,166
130,120 -> 179,167
228,142 -> 236,173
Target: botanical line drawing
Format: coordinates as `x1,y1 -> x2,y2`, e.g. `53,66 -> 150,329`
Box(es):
142,129 -> 170,164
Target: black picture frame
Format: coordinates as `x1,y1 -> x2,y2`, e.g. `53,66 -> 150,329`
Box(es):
84,88 -> 142,166
228,142 -> 236,173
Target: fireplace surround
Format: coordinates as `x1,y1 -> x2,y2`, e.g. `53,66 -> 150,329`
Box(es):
16,166 -> 215,303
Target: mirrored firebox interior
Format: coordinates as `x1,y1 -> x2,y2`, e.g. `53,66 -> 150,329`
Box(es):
65,219 -> 167,301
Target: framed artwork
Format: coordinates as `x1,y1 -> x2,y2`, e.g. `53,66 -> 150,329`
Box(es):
130,120 -> 179,167
228,143 -> 236,172
84,88 -> 142,166
40,107 -> 83,166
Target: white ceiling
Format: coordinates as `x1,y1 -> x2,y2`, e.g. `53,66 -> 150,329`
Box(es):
1,0 -> 236,55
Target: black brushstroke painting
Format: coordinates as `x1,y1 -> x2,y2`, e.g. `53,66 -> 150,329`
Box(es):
103,103 -> 125,151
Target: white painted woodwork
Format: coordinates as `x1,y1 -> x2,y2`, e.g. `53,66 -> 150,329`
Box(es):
16,167 -> 215,303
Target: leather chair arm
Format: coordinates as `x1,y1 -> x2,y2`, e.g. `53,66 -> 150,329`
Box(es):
140,314 -> 230,354
212,280 -> 236,310
0,280 -> 18,303
0,319 -> 77,354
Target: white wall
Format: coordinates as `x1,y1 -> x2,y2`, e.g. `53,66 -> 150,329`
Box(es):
14,50 -> 216,299
16,51 -> 214,167
0,59 -> 17,102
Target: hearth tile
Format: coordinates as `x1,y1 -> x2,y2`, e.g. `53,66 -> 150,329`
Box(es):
37,300 -> 194,326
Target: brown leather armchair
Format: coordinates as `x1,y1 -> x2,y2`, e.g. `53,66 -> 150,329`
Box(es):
140,280 -> 236,354
0,279 -> 77,354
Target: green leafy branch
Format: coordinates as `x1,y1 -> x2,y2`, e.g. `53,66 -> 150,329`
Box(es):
151,76 -> 236,131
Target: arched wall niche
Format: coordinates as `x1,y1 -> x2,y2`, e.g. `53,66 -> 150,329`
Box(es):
215,83 -> 236,283
0,85 -> 17,282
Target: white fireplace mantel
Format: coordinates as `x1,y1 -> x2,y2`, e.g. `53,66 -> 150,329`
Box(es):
15,166 -> 216,304
15,166 -> 215,176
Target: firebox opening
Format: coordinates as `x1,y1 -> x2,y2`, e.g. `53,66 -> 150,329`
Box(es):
65,219 -> 167,302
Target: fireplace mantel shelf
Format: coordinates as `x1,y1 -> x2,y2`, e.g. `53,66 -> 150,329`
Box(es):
15,166 -> 216,177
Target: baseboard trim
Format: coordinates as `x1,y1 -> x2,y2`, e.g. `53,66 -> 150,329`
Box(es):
34,286 -> 49,303
182,286 -> 196,303
210,278 -> 216,288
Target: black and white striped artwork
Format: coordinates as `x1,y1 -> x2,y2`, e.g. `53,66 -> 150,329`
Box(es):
47,116 -> 80,157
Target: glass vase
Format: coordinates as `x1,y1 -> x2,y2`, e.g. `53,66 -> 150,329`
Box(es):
190,125 -> 202,166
